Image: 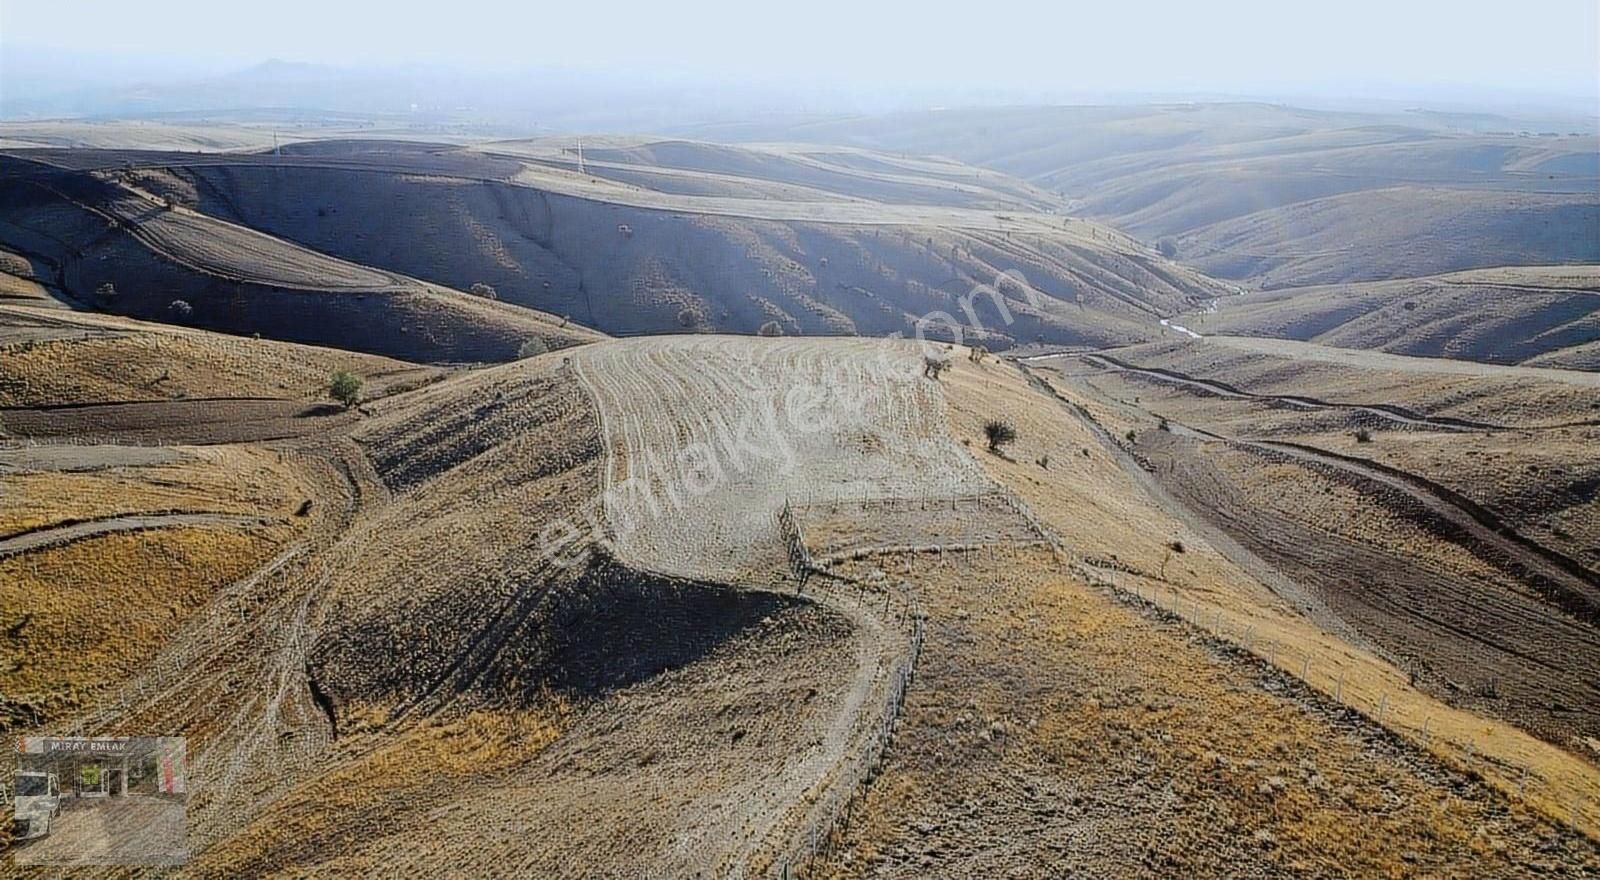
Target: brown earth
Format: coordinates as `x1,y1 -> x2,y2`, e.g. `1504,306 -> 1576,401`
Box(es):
5,329 -> 1600,877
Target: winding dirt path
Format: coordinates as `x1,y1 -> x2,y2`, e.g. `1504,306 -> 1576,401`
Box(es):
1249,439 -> 1600,622
0,512 -> 274,557
1079,352 -> 1600,431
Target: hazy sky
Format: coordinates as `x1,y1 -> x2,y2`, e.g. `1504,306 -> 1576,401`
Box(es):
3,0 -> 1597,99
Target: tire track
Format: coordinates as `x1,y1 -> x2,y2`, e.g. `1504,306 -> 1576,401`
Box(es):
0,512 -> 276,557
1080,352 -> 1600,431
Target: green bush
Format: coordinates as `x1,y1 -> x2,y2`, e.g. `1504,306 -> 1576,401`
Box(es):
330,371 -> 363,408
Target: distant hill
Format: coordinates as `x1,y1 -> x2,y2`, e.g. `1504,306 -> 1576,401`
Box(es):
686,103 -> 1600,288
1175,188 -> 1599,287
1188,266 -> 1600,369
7,139 -> 1230,350
0,154 -> 598,362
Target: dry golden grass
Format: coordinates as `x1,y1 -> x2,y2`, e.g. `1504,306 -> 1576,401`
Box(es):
1099,337 -> 1600,426
936,351 -> 1600,842
0,445 -> 304,534
1059,343 -> 1600,568
0,271 -> 49,300
190,704 -> 569,878
0,306 -> 439,407
819,548 -> 1597,876
0,525 -> 295,727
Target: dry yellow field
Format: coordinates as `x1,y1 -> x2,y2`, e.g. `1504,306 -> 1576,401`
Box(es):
932,351 -> 1600,841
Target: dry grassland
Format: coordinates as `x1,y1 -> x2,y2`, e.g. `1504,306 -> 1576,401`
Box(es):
937,351 -> 1600,841
813,548 -> 1598,877
0,304 -> 440,407
0,445 -> 301,534
0,525 -> 294,731
188,705 -> 570,878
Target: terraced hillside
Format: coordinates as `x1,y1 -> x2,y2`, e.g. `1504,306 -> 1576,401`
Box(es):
1,139 -> 1232,349
0,154 -> 599,362
1182,266 -> 1600,368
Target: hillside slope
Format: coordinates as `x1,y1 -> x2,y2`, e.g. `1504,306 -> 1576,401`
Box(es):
1186,266 -> 1600,367
1175,188 -> 1599,287
0,155 -> 599,362
11,140 -> 1233,350
686,104 -> 1600,288
8,331 -> 1600,871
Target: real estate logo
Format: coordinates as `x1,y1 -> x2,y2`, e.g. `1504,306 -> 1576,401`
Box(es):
9,736 -> 187,866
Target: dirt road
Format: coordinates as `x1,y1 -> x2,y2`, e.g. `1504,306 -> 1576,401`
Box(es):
0,512 -> 273,557
2,398 -> 358,444
1079,352 -> 1599,431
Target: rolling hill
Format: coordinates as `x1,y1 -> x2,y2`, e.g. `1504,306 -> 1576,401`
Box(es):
1175,188 -> 1599,288
686,103 -> 1600,288
1186,266 -> 1600,368
1,138 -> 1233,351
0,154 -> 598,362
9,329 -> 1600,872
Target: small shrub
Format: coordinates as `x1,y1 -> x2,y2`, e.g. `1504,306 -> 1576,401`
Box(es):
1401,300 -> 1418,311
1125,429 -> 1137,443
923,355 -> 952,380
1353,428 -> 1373,443
676,308 -> 702,329
1168,540 -> 1186,554
1158,417 -> 1171,432
983,420 -> 1017,452
518,338 -> 550,359
94,282 -> 117,304
329,371 -> 362,409
757,320 -> 784,337
468,282 -> 498,300
168,300 -> 193,320
1036,454 -> 1050,469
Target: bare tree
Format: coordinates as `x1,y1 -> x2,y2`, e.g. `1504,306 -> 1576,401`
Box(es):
983,420 -> 1016,451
